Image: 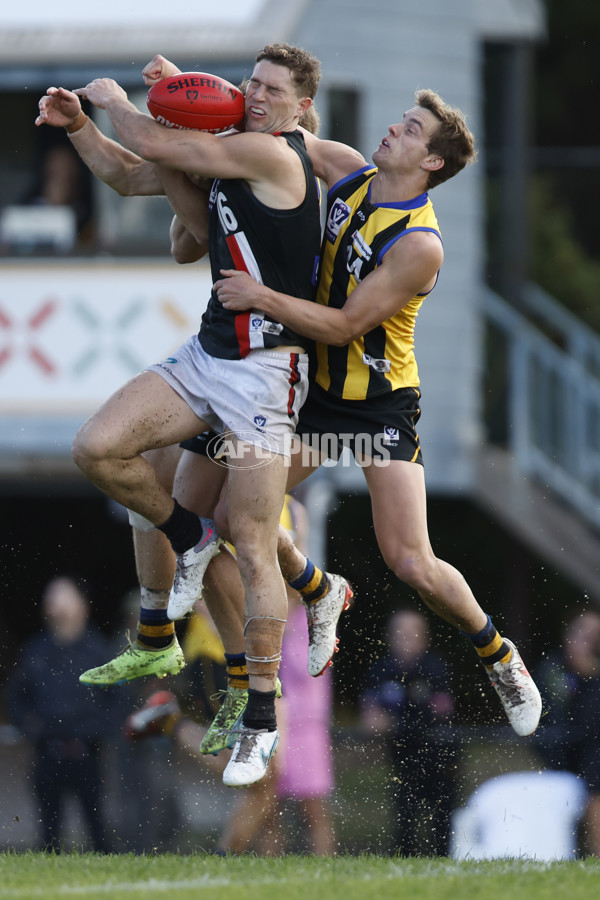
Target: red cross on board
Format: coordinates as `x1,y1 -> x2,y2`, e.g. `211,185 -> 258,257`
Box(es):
0,298 -> 58,375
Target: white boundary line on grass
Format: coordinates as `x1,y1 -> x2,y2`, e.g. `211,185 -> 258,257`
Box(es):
1,861 -> 566,897
2,877 -> 233,896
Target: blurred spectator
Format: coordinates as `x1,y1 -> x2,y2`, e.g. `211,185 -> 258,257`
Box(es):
255,493 -> 335,855
1,144 -> 92,253
123,614 -> 334,858
122,494 -> 337,855
28,144 -> 93,237
359,608 -> 458,856
109,587 -> 181,853
178,592 -> 229,724
534,610 -> 600,856
260,586 -> 336,855
122,674 -> 281,855
6,576 -> 117,852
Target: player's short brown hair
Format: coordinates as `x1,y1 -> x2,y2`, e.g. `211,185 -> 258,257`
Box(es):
416,89 -> 477,189
256,43 -> 322,100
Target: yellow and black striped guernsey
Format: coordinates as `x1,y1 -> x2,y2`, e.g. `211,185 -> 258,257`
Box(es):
314,165 -> 442,400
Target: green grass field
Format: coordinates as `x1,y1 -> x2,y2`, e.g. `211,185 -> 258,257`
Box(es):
2,853 -> 600,900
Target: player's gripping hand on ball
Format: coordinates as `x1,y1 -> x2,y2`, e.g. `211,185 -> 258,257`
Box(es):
142,54 -> 181,87
35,86 -> 82,129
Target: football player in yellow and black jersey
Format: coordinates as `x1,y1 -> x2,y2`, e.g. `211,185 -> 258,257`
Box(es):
215,88 -> 543,739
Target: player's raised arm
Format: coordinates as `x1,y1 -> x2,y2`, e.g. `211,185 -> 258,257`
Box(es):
73,78 -> 250,180
75,73 -> 311,206
142,54 -> 182,86
36,86 -> 163,197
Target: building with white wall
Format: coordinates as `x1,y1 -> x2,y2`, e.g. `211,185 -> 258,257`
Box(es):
0,0 -> 546,493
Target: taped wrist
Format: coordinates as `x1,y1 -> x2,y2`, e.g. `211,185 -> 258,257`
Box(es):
65,110 -> 88,134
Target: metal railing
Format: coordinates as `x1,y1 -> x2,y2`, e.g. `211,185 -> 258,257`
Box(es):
483,285 -> 600,532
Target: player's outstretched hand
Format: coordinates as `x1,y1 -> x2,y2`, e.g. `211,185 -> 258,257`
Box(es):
142,54 -> 181,86
35,86 -> 81,128
75,78 -> 128,110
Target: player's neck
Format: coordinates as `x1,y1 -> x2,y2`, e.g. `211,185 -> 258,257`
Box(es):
370,169 -> 428,205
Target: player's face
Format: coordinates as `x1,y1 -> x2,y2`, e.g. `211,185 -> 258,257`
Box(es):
372,105 -> 441,175
245,60 -> 306,134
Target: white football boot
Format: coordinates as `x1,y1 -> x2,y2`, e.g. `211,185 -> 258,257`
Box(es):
222,727 -> 279,787
167,517 -> 223,620
304,572 -> 353,676
487,639 -> 542,736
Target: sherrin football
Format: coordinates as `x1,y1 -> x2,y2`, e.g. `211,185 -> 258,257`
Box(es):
147,72 -> 245,133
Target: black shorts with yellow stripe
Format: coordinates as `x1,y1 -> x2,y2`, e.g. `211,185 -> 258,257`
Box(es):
295,382 -> 423,464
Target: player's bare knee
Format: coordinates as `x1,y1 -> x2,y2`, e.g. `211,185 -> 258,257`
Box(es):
234,546 -> 265,586
232,525 -> 274,565
385,550 -> 436,593
72,425 -> 102,474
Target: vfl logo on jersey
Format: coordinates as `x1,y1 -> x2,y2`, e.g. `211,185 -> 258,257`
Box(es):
325,198 -> 351,243
250,316 -> 264,331
254,415 -> 267,431
382,426 -> 400,446
362,352 -> 391,373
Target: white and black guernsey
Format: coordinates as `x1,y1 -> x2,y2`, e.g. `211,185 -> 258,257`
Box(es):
198,130 -> 321,360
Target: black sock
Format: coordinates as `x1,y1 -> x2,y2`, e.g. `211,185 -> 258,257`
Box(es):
157,499 -> 203,554
242,688 -> 277,731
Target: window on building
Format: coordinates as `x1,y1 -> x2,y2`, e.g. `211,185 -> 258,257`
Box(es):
0,62 -> 247,259
327,86 -> 360,147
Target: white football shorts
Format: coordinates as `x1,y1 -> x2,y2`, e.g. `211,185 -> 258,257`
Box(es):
147,334 -> 308,457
